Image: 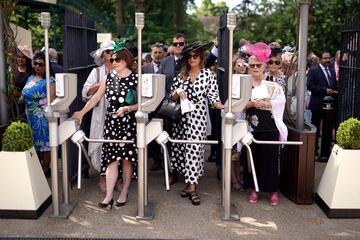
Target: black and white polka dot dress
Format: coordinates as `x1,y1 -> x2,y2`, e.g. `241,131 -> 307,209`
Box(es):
170,68 -> 220,185
100,70 -> 138,178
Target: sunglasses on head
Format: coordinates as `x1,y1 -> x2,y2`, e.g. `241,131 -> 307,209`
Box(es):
268,60 -> 281,65
110,57 -> 122,63
249,63 -> 263,68
34,61 -> 45,67
173,42 -> 185,47
104,49 -> 112,54
188,54 -> 200,60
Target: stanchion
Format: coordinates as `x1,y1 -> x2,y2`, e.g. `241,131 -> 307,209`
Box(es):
319,96 -> 334,162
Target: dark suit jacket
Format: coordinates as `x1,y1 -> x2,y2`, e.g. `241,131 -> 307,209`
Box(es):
51,62 -> 65,74
159,55 -> 177,98
307,64 -> 337,111
142,62 -> 155,74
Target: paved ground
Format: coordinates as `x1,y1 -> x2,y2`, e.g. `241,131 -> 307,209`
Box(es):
1,156 -> 360,239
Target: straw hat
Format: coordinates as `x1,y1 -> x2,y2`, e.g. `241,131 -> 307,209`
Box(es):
90,40 -> 115,66
17,45 -> 33,59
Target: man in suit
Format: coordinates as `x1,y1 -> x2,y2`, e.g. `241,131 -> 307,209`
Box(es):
49,48 -> 65,74
307,51 -> 337,158
142,43 -> 165,171
142,43 -> 164,74
160,33 -> 186,98
159,33 -> 186,184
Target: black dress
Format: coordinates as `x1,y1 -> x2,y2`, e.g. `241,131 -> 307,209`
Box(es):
243,107 -> 279,192
14,70 -> 29,120
100,70 -> 138,178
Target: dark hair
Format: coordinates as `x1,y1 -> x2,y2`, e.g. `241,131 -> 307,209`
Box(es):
16,49 -> 32,75
32,52 -> 55,78
114,48 -> 134,69
179,49 -> 204,80
173,33 -> 186,40
321,51 -> 331,58
270,48 -> 282,58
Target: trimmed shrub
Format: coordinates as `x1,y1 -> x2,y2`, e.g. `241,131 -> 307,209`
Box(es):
1,121 -> 33,151
336,117 -> 360,150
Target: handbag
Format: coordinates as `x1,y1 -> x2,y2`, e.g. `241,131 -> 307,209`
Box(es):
158,99 -> 181,122
125,89 -> 137,105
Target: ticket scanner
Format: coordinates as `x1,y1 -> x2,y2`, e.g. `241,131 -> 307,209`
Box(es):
47,73 -> 78,218
135,73 -> 167,220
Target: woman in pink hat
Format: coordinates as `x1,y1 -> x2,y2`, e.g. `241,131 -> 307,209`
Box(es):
242,43 -> 287,206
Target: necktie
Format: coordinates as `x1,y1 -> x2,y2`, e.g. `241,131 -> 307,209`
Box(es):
324,67 -> 332,86
175,59 -> 180,72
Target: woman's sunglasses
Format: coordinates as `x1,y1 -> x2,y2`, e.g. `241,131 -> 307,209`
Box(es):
249,63 -> 262,68
34,61 -> 45,67
188,54 -> 200,60
110,57 -> 122,63
268,60 -> 281,65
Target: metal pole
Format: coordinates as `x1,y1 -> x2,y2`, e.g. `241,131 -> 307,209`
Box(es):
135,12 -> 153,220
41,12 -> 51,107
0,7 -> 7,124
136,12 -> 143,112
296,2 -> 310,130
60,114 -> 69,204
223,12 -> 238,221
40,12 -> 60,217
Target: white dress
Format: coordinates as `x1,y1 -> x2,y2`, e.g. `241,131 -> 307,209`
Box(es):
81,65 -> 108,172
170,68 -> 220,185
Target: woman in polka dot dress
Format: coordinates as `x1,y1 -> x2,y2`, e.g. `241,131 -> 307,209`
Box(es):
170,42 -> 224,205
73,39 -> 137,210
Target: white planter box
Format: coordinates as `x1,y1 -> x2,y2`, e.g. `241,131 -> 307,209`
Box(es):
0,147 -> 52,219
316,144 -> 360,218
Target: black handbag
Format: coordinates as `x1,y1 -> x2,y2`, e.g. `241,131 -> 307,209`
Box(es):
158,99 -> 181,122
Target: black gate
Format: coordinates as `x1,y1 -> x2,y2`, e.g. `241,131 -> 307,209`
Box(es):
62,9 -> 97,184
338,18 -> 360,123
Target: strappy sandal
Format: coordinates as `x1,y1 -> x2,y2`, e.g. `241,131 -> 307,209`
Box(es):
189,191 -> 201,205
180,188 -> 190,198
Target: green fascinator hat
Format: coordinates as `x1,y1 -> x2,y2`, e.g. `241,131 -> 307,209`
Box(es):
112,38 -> 127,54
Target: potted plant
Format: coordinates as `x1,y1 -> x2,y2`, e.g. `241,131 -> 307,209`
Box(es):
316,117 -> 360,218
0,121 -> 52,219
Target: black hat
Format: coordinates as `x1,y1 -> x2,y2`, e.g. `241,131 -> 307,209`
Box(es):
181,41 -> 213,59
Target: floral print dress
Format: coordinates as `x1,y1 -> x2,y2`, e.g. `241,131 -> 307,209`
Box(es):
22,75 -> 55,152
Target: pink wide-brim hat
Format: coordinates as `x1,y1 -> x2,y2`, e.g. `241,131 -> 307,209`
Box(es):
244,42 -> 271,63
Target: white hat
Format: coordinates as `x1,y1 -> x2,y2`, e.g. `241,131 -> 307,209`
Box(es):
17,45 -> 33,59
90,40 -> 115,66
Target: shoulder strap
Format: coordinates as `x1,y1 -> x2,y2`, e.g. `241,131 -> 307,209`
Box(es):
96,67 -> 100,83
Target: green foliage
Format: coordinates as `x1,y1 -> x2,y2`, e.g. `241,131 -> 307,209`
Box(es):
2,121 -> 33,152
10,0 -> 360,59
336,118 -> 360,150
10,5 -> 63,51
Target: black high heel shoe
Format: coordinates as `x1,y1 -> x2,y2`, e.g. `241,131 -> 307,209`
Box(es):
98,199 -> 114,210
115,194 -> 128,209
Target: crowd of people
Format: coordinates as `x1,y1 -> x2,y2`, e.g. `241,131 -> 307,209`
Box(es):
12,33 -> 339,210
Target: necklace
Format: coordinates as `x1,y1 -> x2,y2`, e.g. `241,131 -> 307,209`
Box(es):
189,69 -> 200,82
